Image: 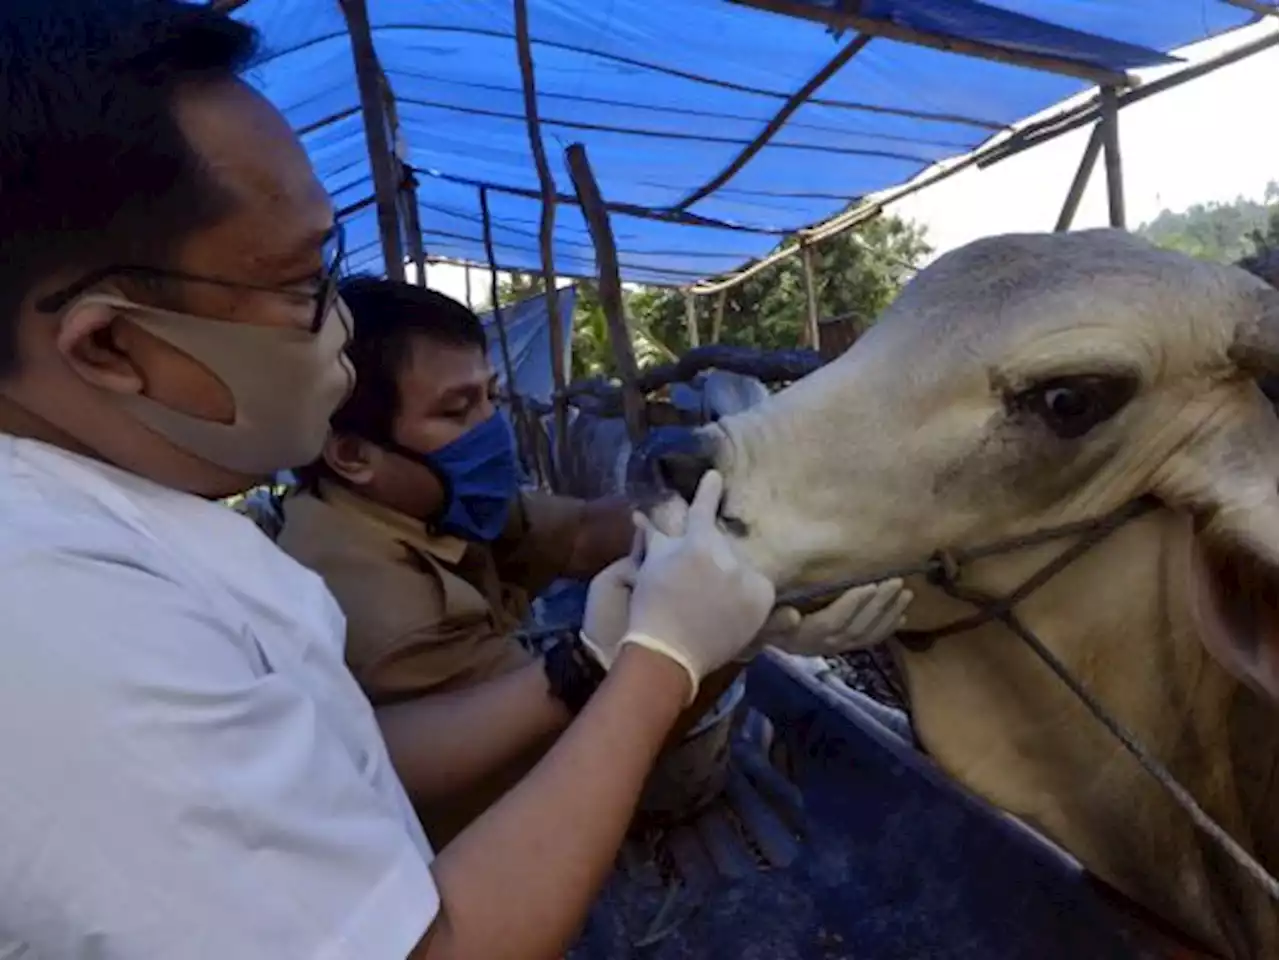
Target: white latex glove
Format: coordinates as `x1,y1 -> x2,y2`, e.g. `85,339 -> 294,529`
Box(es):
619,471 -> 776,704
580,530 -> 643,668
752,579 -> 913,658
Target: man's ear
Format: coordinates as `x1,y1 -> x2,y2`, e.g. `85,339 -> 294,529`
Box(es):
55,299 -> 145,395
323,432 -> 380,486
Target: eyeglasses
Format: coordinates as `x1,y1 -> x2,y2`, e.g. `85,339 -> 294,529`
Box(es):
35,223 -> 346,334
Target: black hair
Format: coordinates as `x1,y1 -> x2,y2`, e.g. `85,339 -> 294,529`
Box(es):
0,0 -> 259,376
296,276 -> 488,488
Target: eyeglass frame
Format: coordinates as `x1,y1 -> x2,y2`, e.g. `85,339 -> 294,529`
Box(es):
33,222 -> 346,334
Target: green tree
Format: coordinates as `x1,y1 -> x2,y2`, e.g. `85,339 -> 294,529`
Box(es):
634,213 -> 931,356
1138,186 -> 1277,264
493,273 -> 678,380
485,213 -> 929,381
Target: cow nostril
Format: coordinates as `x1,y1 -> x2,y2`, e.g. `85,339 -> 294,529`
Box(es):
656,451 -> 714,504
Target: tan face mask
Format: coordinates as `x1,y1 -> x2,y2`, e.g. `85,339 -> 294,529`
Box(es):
69,292 -> 355,476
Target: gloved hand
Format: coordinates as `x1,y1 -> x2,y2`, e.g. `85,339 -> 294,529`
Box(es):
748,579 -> 913,659
617,471 -> 776,704
580,530 -> 643,668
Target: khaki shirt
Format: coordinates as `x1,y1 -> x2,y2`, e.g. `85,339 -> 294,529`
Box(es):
278,481 -> 587,706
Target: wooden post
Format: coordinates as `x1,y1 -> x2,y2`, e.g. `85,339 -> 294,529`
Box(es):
565,143 -> 646,444
711,291 -> 726,344
464,265 -> 474,309
685,292 -> 700,348
1054,124 -> 1104,232
479,188 -> 535,482
1099,86 -> 1126,229
513,0 -> 567,487
399,171 -> 427,284
338,0 -> 405,280
800,241 -> 820,349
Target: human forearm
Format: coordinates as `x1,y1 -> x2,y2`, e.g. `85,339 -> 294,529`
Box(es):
413,645 -> 689,960
563,496 -> 634,579
377,662 -> 570,804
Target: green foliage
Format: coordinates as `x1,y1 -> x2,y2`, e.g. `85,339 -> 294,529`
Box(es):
494,273 -> 676,380
641,215 -> 931,356
1138,182 -> 1278,265
489,214 -> 930,379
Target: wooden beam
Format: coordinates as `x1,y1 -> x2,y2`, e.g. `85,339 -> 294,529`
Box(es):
338,0 -> 405,280
1054,123 -> 1104,232
565,143 -> 646,444
479,187 -> 535,481
1099,86 -> 1126,228
981,31 -> 1279,168
400,171 -> 427,284
513,0 -> 568,486
693,31 -> 1276,295
711,291 -> 726,344
728,0 -> 1132,87
673,35 -> 871,211
418,168 -> 786,236
800,242 -> 820,349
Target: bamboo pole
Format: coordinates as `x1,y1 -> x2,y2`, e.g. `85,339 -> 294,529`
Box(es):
513,0 -> 567,487
692,31 -> 1277,298
479,188 -> 535,483
711,291 -> 726,344
1099,86 -> 1126,229
800,242 -> 820,349
565,143 -> 646,444
1054,124 -> 1104,232
684,292 -> 700,348
338,0 -> 405,281
981,31 -> 1277,168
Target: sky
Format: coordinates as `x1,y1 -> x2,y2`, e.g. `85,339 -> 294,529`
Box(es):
420,20 -> 1279,306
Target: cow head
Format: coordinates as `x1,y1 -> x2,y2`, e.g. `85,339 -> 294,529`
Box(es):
647,230 -> 1278,699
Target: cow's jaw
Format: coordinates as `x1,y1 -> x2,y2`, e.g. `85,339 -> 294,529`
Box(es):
898,508 -> 1277,958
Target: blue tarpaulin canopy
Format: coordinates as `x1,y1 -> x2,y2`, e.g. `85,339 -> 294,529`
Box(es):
234,0 -> 1275,288
477,285 -> 576,402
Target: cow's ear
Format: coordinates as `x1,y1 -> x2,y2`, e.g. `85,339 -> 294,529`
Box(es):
1189,532 -> 1278,701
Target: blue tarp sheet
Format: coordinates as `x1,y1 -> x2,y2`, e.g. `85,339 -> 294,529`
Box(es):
477,285 -> 576,402
235,0 -> 1271,287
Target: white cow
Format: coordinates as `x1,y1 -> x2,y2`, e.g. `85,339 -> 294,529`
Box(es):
649,230 -> 1278,958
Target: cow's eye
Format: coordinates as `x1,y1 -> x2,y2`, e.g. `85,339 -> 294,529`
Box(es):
1011,374 -> 1138,440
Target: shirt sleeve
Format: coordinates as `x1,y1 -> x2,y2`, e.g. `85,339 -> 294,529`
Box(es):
492,490 -> 588,596
0,548 -> 439,960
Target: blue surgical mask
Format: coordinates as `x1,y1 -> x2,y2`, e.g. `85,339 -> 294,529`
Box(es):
391,412 -> 520,542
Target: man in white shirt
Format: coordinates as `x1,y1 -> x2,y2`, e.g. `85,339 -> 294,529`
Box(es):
0,3 -> 781,958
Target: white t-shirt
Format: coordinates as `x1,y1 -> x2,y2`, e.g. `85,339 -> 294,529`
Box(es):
0,436 -> 438,960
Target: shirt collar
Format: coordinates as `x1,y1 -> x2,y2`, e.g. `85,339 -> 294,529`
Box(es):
318,480 -> 469,565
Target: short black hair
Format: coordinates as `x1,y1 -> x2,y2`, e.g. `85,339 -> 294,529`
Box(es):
0,0 -> 258,376
293,276 -> 488,490
329,275 -> 489,446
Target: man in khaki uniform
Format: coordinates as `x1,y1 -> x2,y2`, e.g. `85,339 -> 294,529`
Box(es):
278,277 -> 634,842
